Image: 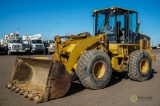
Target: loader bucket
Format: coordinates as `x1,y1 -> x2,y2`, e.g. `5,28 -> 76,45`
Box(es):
5,57 -> 71,103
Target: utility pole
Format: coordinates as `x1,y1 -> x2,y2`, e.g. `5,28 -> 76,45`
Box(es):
157,38 -> 159,47
152,40 -> 154,47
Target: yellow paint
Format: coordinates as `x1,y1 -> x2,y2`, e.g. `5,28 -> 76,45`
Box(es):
115,54 -> 124,58
30,57 -> 51,60
65,34 -> 106,74
66,44 -> 76,53
92,60 -> 106,79
53,30 -> 155,75
73,63 -> 77,71
53,34 -> 106,74
111,56 -> 121,72
140,59 -> 149,74
151,54 -> 156,61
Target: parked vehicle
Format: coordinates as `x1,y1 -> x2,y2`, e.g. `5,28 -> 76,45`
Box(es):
22,34 -> 45,54
5,6 -> 156,103
44,40 -> 55,54
30,39 -> 45,54
0,39 -> 7,54
5,32 -> 25,55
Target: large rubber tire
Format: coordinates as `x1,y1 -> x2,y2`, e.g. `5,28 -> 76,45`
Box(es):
76,50 -> 112,90
128,50 -> 152,81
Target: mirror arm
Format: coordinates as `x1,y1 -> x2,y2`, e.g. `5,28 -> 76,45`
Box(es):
134,22 -> 141,43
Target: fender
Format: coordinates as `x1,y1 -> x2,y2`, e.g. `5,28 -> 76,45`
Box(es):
65,34 -> 106,74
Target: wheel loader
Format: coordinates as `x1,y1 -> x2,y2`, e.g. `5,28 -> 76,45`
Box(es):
6,6 -> 156,103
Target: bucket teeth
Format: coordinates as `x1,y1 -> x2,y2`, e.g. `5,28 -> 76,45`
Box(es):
34,96 -> 41,103
15,87 -> 21,93
28,94 -> 34,98
34,96 -> 40,101
6,83 -> 13,89
23,92 -> 28,98
28,93 -> 37,100
35,98 -> 44,104
11,86 -> 17,91
34,95 -> 45,104
18,90 -> 25,95
12,80 -> 16,84
5,60 -> 73,103
23,91 -> 30,98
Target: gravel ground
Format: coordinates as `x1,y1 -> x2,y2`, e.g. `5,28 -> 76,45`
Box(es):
0,50 -> 160,106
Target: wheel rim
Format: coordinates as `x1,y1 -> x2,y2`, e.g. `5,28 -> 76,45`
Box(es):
92,60 -> 106,79
140,59 -> 149,74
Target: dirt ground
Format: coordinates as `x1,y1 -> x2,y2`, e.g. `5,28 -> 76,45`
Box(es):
0,50 -> 160,106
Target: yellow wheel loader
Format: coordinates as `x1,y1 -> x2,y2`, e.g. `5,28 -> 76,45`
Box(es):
6,6 -> 156,103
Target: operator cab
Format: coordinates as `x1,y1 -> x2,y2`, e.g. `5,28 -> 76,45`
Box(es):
93,6 -> 139,44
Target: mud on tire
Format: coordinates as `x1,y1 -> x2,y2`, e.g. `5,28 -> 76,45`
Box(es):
76,50 -> 112,90
128,50 -> 152,81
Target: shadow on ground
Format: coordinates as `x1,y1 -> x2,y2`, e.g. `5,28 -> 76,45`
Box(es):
52,69 -> 157,99
65,72 -> 130,97
149,69 -> 157,79
65,81 -> 85,97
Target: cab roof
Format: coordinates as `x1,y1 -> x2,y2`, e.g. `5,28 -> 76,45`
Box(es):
93,6 -> 137,14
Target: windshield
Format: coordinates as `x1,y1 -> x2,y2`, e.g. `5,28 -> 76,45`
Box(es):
95,11 -> 117,35
95,11 -> 111,34
32,40 -> 42,44
95,11 -> 117,42
10,40 -> 21,43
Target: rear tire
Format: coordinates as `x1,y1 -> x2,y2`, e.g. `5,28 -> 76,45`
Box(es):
128,50 -> 152,81
76,50 -> 112,90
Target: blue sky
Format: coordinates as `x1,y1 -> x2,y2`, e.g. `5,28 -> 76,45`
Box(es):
0,0 -> 160,45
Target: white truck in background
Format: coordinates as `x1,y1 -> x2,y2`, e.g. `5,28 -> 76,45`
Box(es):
22,34 -> 45,54
22,35 -> 31,54
44,40 -> 55,54
6,32 -> 25,55
0,38 -> 8,54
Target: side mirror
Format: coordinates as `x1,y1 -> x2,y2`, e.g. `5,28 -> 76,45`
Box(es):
136,21 -> 141,29
138,21 -> 141,25
135,21 -> 141,40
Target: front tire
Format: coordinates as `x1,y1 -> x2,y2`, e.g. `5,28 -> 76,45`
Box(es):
76,50 -> 112,90
128,50 -> 152,81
